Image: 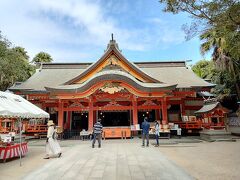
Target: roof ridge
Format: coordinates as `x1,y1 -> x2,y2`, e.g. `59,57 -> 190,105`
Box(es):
64,38 -> 161,84
41,61 -> 187,69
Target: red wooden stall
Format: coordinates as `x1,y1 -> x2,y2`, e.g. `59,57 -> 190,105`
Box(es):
0,142 -> 28,162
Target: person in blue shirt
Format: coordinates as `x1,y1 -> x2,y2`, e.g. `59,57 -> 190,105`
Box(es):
141,117 -> 150,147
92,119 -> 103,148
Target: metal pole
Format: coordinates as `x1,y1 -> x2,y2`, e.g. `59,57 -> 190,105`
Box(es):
19,117 -> 22,166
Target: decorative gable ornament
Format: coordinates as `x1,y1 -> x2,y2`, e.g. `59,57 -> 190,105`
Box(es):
142,100 -> 158,106
108,55 -> 119,65
105,101 -> 121,107
69,101 -> 86,108
99,82 -> 125,94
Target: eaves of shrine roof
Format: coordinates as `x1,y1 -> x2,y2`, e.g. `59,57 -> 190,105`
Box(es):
9,61 -> 215,93
195,100 -> 229,114
45,70 -> 177,93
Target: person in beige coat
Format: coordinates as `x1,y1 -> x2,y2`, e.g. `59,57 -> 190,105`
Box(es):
44,120 -> 62,159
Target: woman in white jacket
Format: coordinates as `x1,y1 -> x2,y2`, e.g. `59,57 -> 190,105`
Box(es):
44,120 -> 62,159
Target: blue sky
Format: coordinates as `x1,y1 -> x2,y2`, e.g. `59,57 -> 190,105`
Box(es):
0,0 -> 211,65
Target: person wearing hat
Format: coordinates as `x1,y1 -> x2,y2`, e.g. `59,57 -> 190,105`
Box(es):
141,117 -> 150,147
44,120 -> 62,159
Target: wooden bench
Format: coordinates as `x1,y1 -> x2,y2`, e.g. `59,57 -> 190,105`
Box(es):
39,134 -> 47,139
210,126 -> 225,130
159,132 -> 170,139
34,133 -> 47,139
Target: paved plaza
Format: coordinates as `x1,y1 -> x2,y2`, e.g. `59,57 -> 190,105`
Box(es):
23,139 -> 192,180
1,138 -> 240,179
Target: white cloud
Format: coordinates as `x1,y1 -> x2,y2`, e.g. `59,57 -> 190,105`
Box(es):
0,0 -> 150,60
0,0 -> 186,61
147,17 -> 185,46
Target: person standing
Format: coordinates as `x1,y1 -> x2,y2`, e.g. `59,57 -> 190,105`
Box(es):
44,120 -> 62,159
141,117 -> 150,147
154,120 -> 160,147
92,119 -> 103,148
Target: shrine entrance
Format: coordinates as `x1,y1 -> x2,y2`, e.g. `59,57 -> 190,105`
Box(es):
138,110 -> 156,125
99,111 -> 130,127
71,111 -> 88,131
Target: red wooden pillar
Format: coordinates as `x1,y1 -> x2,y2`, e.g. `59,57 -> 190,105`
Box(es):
67,111 -> 71,129
132,96 -> 138,125
88,97 -> 94,131
161,97 -> 168,124
58,101 -> 64,127
11,119 -> 14,131
42,102 -> 46,111
181,98 -> 186,116
155,109 -> 160,120
93,110 -> 97,125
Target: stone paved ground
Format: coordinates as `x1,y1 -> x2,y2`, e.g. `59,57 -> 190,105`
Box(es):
159,140 -> 240,180
23,139 -> 192,180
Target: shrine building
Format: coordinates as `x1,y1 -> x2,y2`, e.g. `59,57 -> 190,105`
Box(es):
10,37 -> 214,137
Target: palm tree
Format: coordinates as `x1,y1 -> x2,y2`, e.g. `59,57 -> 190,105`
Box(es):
191,60 -> 214,79
32,52 -> 53,66
200,28 -> 240,98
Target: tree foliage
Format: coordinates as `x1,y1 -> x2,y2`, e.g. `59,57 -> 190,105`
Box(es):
12,46 -> 29,60
192,60 -> 238,99
159,0 -> 240,58
32,52 -> 53,66
0,31 -> 54,91
0,32 -> 35,91
191,60 -> 214,79
159,0 -> 240,99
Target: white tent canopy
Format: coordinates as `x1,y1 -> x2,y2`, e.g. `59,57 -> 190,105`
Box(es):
0,91 -> 49,166
0,91 -> 49,119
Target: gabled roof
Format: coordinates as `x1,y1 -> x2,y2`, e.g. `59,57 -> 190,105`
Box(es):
197,91 -> 216,97
45,70 -> 177,93
195,99 -> 229,114
64,39 -> 160,84
9,61 -> 215,92
9,37 -> 215,93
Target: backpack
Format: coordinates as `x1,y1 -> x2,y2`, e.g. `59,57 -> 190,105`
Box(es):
52,130 -> 58,139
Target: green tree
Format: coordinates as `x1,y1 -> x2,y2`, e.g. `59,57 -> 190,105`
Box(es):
32,52 -> 53,66
199,24 -> 240,98
192,60 -> 238,99
159,0 -> 240,98
12,46 -> 35,77
191,60 -> 214,79
0,32 -> 34,91
159,0 -> 240,58
12,46 -> 29,60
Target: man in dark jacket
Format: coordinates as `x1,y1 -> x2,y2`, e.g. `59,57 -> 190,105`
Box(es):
92,119 -> 103,148
141,117 -> 150,147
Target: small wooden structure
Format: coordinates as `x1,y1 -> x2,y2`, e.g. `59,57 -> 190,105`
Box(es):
0,91 -> 49,165
103,127 -> 131,139
23,119 -> 47,135
0,142 -> 28,163
0,119 -> 15,133
195,99 -> 229,130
